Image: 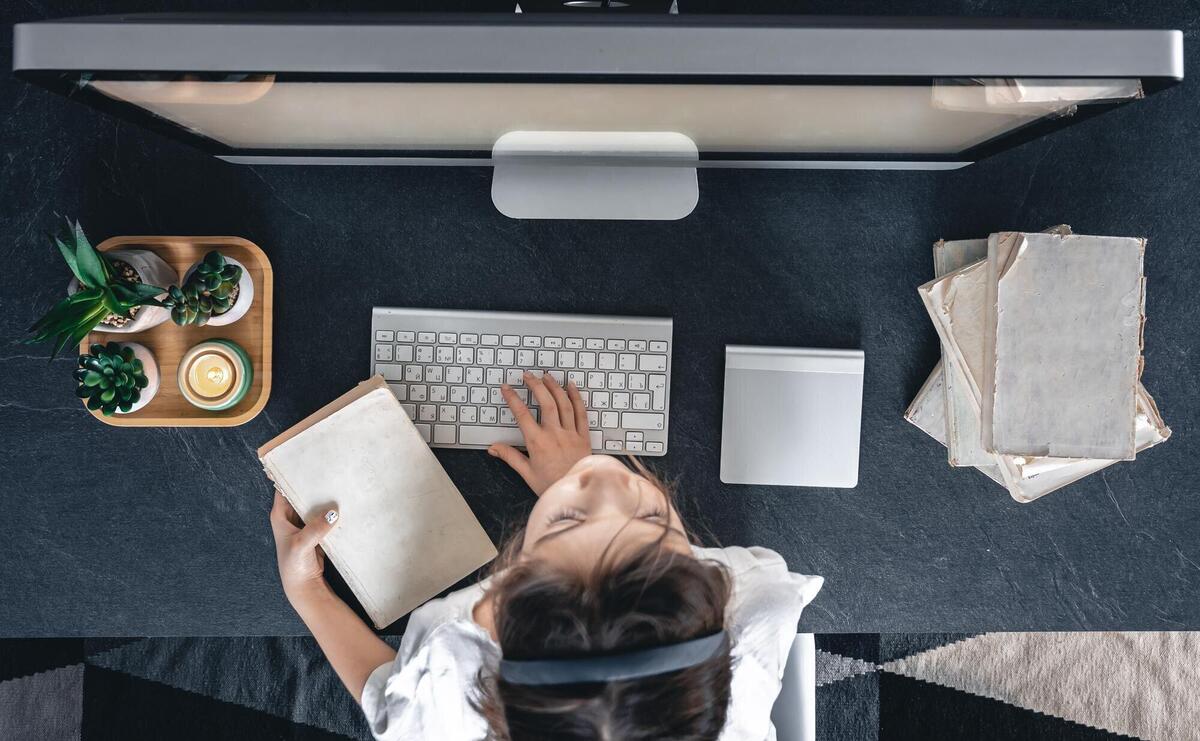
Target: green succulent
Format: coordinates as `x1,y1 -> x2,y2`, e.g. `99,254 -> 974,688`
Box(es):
74,342 -> 150,416
166,251 -> 242,326
26,220 -> 168,359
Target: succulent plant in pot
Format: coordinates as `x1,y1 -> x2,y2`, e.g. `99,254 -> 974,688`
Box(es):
75,341 -> 160,416
166,250 -> 252,327
26,221 -> 174,359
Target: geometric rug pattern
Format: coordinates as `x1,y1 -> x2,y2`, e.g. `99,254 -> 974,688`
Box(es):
1,633 -> 1196,740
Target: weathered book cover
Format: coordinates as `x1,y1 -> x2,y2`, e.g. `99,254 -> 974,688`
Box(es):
903,360 -> 1005,486
981,232 -> 1146,460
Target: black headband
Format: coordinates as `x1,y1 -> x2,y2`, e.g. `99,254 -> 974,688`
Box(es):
498,631 -> 727,686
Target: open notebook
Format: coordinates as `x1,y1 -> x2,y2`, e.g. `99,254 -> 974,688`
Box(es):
258,376 -> 497,629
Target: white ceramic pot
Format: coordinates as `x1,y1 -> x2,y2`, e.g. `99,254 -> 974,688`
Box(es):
67,249 -> 177,334
118,342 -> 160,414
182,255 -> 254,327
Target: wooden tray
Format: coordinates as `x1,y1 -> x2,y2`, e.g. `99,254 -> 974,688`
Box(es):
81,236 -> 273,427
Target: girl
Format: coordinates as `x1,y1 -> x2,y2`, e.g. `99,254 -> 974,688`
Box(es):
271,372 -> 822,740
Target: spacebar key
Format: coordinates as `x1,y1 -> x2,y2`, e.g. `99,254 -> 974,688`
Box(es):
621,413 -> 665,431
459,426 -> 526,447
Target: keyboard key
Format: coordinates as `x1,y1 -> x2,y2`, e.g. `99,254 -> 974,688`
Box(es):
481,334 -> 500,346
415,423 -> 431,443
649,341 -> 668,353
506,369 -> 524,386
578,391 -> 589,406
396,345 -> 414,362
460,406 -> 477,423
602,411 -> 619,428
418,332 -> 436,343
500,408 -> 516,425
450,386 -> 468,403
430,385 -> 447,402
566,337 -> 584,349
633,393 -> 651,410
544,337 -> 563,348
404,365 -> 422,382
639,355 -> 668,372
626,441 -> 644,452
649,374 -> 667,410
537,350 -> 556,368
486,368 -> 504,385
466,367 -> 484,384
490,387 -> 504,405
558,351 -> 577,368
446,366 -> 464,383
646,441 -> 664,453
622,412 -> 665,430
586,338 -> 604,350
436,346 -> 454,364
375,344 -> 393,361
434,424 -> 456,444
605,440 -> 623,451
457,347 -> 474,364
618,353 -> 637,371
439,405 -> 457,422
628,340 -> 647,352
477,348 -> 495,365
626,431 -> 644,442
402,403 -> 416,419
578,352 -> 597,369
460,425 -> 523,447
590,431 -> 603,450
607,372 -> 626,390
410,385 -> 427,402
438,332 -> 457,344
425,366 -> 443,383
592,391 -> 610,409
517,349 -> 535,366
628,373 -> 646,390
598,353 -> 617,370
587,372 -> 606,390
416,346 -> 433,363
460,333 -> 479,345
548,370 -> 565,384
376,363 -> 404,381
419,404 -> 436,422
502,335 -> 520,347
612,392 -> 630,410
523,336 -> 541,348
587,410 -> 599,428
470,387 -> 488,404
479,406 -> 498,424
397,331 -> 415,343
607,339 -> 626,351
388,383 -> 407,401
497,348 -> 515,365
568,371 -> 586,387
375,330 -> 395,342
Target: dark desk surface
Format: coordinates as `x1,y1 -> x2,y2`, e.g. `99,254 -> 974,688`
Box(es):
3,1 -> 1199,637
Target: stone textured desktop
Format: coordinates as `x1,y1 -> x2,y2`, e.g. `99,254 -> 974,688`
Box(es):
1,0 -> 1198,636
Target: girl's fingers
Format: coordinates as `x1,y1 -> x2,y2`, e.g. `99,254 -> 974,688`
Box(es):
488,443 -> 535,487
500,383 -> 539,439
542,373 -> 574,430
524,372 -> 561,428
270,489 -> 300,535
566,381 -> 590,435
296,507 -> 339,552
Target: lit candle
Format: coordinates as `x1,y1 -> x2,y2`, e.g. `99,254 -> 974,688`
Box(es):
178,340 -> 253,411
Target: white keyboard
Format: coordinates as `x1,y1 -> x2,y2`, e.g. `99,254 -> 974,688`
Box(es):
371,308 -> 672,456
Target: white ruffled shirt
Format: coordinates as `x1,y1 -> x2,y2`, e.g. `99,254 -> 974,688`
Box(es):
361,546 -> 822,741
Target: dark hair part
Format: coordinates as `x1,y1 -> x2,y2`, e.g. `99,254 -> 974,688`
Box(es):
475,460 -> 734,741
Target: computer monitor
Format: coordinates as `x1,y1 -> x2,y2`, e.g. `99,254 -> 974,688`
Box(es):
13,14 -> 1183,219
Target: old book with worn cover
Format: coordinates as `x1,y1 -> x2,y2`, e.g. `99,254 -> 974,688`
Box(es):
258,376 -> 497,629
981,232 -> 1146,460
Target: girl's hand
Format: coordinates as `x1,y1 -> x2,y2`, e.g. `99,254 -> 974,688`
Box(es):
491,372 -> 593,496
269,489 -> 339,604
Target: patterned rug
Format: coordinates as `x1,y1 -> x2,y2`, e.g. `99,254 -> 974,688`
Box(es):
2,633 -> 1197,740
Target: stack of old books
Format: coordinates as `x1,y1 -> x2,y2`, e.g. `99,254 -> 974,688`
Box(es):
905,227 -> 1171,503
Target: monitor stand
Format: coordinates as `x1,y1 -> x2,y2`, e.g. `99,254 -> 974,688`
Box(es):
490,131 -> 699,220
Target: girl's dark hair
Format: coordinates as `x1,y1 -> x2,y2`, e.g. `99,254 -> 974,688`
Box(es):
475,460 -> 734,741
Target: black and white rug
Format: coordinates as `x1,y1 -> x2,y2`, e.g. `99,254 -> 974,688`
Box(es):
2,632 -> 1197,740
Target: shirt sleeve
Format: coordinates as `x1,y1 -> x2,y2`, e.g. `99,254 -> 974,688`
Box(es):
696,546 -> 823,741
360,621 -> 497,741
